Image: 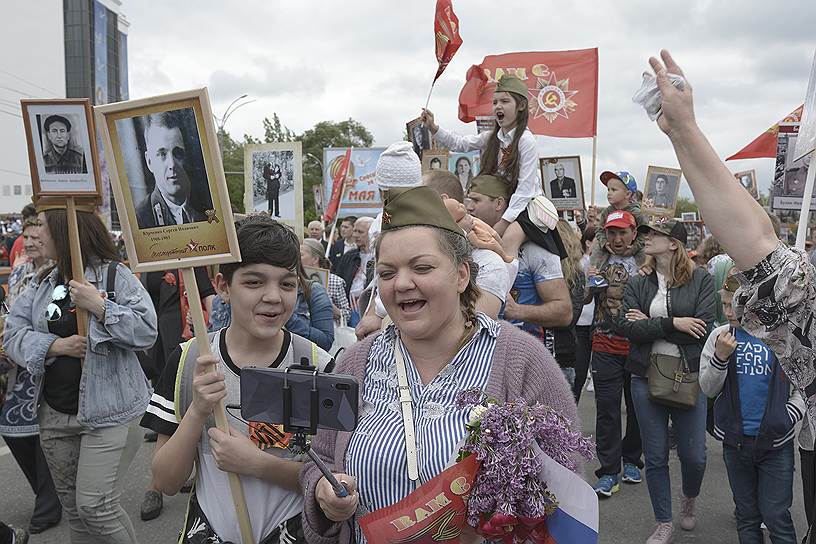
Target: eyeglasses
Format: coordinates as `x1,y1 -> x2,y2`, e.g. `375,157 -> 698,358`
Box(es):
45,284 -> 75,322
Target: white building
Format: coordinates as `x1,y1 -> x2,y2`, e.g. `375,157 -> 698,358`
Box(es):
0,0 -> 129,215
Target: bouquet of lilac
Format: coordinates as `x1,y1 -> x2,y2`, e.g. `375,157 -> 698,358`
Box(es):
455,388 -> 594,543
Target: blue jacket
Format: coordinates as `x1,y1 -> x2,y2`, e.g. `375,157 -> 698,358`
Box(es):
3,261 -> 157,429
700,325 -> 805,450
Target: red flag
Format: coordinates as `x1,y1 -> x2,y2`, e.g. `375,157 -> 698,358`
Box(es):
458,49 -> 599,138
324,148 -> 352,224
726,105 -> 804,161
433,0 -> 462,83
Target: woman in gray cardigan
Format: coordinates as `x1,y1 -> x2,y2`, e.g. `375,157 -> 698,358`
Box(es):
299,185 -> 578,543
4,206 -> 157,544
618,218 -> 714,544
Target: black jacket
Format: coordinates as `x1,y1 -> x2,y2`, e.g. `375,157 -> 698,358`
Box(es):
618,267 -> 715,377
549,271 -> 586,368
333,248 -> 361,300
328,239 -> 347,267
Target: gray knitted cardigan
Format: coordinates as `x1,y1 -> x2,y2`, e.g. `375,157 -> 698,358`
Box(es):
299,321 -> 579,544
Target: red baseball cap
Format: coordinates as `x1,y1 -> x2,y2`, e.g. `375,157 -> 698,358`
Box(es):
604,210 -> 636,229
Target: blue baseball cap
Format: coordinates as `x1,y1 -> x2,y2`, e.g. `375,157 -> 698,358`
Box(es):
600,171 -> 637,192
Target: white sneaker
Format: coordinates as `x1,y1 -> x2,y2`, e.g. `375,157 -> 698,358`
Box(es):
586,377 -> 594,392
679,493 -> 696,531
646,522 -> 674,544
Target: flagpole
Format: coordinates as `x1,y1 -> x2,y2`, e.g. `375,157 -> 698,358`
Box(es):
590,135 -> 598,206
324,148 -> 353,258
423,71 -> 439,119
795,158 -> 816,249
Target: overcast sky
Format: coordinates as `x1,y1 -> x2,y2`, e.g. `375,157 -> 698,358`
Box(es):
125,0 -> 814,204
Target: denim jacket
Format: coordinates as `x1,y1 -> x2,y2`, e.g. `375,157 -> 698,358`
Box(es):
3,260 -> 158,428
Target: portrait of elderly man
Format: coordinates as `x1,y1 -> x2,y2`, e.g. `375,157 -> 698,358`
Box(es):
135,110 -> 208,229
549,163 -> 577,199
42,114 -> 87,175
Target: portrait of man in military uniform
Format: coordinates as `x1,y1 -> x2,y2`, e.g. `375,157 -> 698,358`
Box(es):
132,110 -> 211,229
41,114 -> 88,175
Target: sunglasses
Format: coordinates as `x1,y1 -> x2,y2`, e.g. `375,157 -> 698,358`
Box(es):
45,284 -> 75,322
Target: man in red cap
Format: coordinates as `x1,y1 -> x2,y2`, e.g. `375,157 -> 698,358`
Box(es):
585,210 -> 645,498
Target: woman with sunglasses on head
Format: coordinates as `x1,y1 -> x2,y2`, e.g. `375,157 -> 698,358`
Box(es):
618,217 -> 715,544
0,219 -> 62,535
3,203 -> 157,544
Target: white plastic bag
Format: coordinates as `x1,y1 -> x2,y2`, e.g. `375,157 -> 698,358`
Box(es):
632,72 -> 686,121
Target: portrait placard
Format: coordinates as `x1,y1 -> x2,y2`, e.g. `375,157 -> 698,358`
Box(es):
733,169 -> 759,200
304,266 -> 329,290
421,149 -> 449,173
541,155 -> 584,211
21,99 -> 101,198
680,211 -> 698,222
244,142 -> 304,237
683,220 -> 705,252
642,165 -> 682,216
406,117 -> 431,159
448,151 -> 479,193
95,88 -> 240,272
794,51 -> 816,162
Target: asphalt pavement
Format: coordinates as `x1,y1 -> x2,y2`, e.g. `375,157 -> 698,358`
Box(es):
0,388 -> 808,543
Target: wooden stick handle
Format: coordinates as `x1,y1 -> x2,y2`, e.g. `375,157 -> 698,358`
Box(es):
180,267 -> 254,544
795,162 -> 816,249
66,198 -> 88,366
590,135 -> 598,207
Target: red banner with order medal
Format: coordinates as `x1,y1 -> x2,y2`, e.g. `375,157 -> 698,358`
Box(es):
458,49 -> 598,138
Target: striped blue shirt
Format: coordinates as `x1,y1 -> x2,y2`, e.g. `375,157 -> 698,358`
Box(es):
345,313 -> 499,542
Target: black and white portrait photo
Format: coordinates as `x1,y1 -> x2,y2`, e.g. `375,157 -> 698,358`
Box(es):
733,169 -> 759,200
114,107 -> 214,230
643,166 -> 682,212
245,142 -> 303,232
39,113 -> 88,174
540,156 -> 584,211
21,99 -> 100,197
421,150 -> 449,173
407,117 -> 431,158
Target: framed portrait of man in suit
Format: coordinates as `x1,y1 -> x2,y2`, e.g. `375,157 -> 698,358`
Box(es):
244,141 -> 303,237
541,155 -> 584,211
96,88 -> 239,272
21,98 -> 102,199
733,169 -> 759,200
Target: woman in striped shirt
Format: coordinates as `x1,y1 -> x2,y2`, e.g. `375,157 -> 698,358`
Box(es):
299,186 -> 578,543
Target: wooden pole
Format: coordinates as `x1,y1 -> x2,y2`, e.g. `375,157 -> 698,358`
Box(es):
795,160 -> 816,249
66,197 -> 88,365
180,267 -> 254,544
590,135 -> 598,207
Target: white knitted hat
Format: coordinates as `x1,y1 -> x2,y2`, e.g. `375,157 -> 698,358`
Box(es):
375,141 -> 422,189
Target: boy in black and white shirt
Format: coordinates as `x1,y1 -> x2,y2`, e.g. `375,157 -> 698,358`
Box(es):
141,217 -> 332,544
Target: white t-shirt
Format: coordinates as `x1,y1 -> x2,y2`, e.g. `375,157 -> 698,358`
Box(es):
650,272 -> 682,357
473,248 -> 510,303
141,328 -> 333,543
577,254 -> 595,326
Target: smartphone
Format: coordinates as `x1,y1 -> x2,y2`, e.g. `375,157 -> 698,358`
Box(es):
240,367 -> 359,433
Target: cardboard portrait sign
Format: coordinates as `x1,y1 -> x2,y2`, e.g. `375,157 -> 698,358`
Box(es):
244,142 -> 304,237
541,155 -> 585,211
21,98 -> 102,199
95,88 -> 240,272
642,165 -> 683,217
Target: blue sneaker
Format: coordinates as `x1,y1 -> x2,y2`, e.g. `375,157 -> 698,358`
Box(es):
593,474 -> 620,497
588,275 -> 608,288
622,463 -> 642,484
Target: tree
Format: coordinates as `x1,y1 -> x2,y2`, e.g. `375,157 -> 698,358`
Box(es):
300,118 -> 374,224
674,197 -> 698,217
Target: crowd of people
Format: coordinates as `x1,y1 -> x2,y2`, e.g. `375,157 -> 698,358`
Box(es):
0,49 -> 814,544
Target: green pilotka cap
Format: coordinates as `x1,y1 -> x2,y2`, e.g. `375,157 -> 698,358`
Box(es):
468,174 -> 511,200
495,75 -> 529,98
381,186 -> 464,238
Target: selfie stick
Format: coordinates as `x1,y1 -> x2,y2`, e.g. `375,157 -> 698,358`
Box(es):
283,365 -> 350,498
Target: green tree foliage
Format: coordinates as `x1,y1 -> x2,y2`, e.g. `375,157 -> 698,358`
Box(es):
216,116 -> 373,224
674,197 -> 698,217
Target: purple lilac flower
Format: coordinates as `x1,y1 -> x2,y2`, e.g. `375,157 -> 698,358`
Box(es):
455,387 -> 484,409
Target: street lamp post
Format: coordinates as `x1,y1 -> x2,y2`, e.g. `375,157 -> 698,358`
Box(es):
213,94 -> 256,153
